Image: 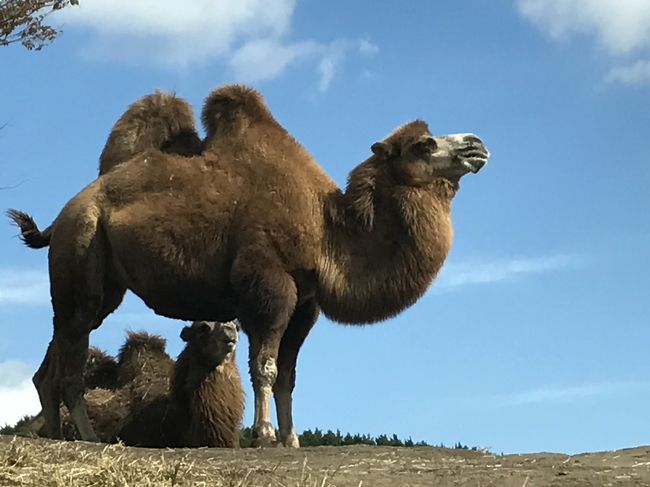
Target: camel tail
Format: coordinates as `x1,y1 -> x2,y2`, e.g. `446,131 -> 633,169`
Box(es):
98,91 -> 202,175
6,209 -> 52,249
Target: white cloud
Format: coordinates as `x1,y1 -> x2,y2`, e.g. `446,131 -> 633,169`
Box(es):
59,0 -> 295,65
0,269 -> 49,306
230,39 -> 319,82
359,39 -> 380,56
55,0 -> 379,91
314,39 -> 379,92
0,361 -> 40,427
494,381 -> 650,407
432,254 -> 576,291
318,55 -> 338,93
518,0 -> 650,54
606,59 -> 650,85
518,0 -> 650,87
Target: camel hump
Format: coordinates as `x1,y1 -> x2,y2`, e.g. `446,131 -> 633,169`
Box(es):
201,84 -> 276,142
85,346 -> 119,390
6,209 -> 52,249
118,331 -> 168,363
98,91 -> 202,175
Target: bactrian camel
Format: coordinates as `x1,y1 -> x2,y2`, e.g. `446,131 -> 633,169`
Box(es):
8,84 -> 489,447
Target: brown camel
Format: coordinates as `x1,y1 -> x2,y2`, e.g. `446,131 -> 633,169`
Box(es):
118,320 -> 244,448
23,321 -> 243,448
8,84 -> 489,447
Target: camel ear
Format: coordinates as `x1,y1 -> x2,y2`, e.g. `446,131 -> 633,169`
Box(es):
180,326 -> 193,342
371,141 -> 392,160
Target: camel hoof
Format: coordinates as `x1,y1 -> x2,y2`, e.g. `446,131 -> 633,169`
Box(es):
281,432 -> 300,448
80,431 -> 101,443
251,422 -> 277,447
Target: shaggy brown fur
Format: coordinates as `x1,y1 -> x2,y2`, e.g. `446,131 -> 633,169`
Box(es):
85,347 -> 119,390
23,323 -> 243,448
7,91 -> 202,249
23,332 -> 172,442
172,321 -> 243,448
115,332 -> 171,386
8,84 -> 489,447
99,91 -> 202,174
118,321 -> 244,448
22,347 -> 122,439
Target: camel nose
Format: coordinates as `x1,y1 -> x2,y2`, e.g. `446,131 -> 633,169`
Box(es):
454,133 -> 489,173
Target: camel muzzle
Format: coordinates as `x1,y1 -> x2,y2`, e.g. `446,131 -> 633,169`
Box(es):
446,133 -> 489,175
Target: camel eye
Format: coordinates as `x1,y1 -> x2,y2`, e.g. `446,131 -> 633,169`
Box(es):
412,138 -> 437,157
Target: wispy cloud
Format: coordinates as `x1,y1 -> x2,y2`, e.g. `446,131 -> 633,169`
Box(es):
606,59 -> 650,85
0,269 -> 49,306
55,0 -> 379,91
0,361 -> 40,427
518,0 -> 650,54
229,39 -> 319,83
431,254 -> 577,291
517,0 -> 650,86
494,381 -> 650,407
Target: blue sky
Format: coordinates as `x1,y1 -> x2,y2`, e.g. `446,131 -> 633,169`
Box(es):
1,0 -> 649,455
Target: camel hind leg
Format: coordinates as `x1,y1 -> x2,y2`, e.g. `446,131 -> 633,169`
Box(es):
52,276 -> 126,442
34,310 -> 103,441
37,200 -> 126,441
32,340 -> 62,438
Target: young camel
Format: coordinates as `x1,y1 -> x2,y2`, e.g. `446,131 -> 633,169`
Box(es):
8,84 -> 489,447
117,320 -> 243,448
24,322 -> 243,448
112,321 -> 243,448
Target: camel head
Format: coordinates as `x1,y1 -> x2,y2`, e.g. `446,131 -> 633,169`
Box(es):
370,121 -> 489,186
338,120 -> 489,232
180,320 -> 239,367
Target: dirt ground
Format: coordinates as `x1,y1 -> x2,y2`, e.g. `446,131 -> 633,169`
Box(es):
2,435 -> 650,486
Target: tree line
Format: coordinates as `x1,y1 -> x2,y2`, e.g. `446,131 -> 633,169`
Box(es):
2,416 -> 483,450
239,427 -> 478,449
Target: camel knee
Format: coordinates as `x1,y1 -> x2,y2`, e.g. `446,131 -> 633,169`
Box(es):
252,356 -> 277,390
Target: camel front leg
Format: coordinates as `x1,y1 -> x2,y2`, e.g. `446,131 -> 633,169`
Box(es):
248,337 -> 280,445
233,254 -> 297,447
274,298 -> 319,448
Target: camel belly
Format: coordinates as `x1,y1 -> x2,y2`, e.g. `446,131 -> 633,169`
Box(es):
104,201 -> 238,321
132,280 -> 238,322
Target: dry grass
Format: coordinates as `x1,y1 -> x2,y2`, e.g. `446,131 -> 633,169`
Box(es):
0,436 -> 343,487
4,434 -> 650,486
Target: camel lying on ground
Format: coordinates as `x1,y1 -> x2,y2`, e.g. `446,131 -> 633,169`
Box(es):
24,321 -> 244,448
8,84 -> 489,447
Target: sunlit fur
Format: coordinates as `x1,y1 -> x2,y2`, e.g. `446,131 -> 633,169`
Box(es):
9,84 -> 483,446
23,324 -> 243,448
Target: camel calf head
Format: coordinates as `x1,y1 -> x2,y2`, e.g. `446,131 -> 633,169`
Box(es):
180,320 -> 239,367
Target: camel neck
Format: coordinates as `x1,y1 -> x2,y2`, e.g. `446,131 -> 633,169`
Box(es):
317,180 -> 455,324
